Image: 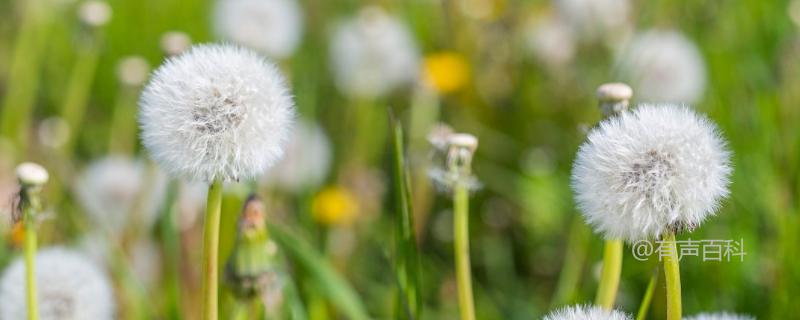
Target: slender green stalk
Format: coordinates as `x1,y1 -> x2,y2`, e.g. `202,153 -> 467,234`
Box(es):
232,302 -> 248,320
635,266 -> 659,320
202,180 -> 223,320
662,232 -> 681,320
59,47 -> 101,155
24,212 -> 39,320
595,239 -> 623,309
551,218 -> 589,306
453,182 -> 475,320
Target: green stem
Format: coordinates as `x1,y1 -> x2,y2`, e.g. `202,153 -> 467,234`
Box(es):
202,180 -> 223,320
60,46 -> 101,155
662,232 -> 682,320
551,218 -> 589,306
595,239 -> 623,309
24,212 -> 38,320
453,183 -> 475,320
635,266 -> 659,320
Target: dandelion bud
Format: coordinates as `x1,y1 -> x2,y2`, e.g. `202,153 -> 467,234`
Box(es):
160,31 -> 192,57
78,0 -> 112,28
213,0 -> 304,59
15,162 -> 48,188
225,196 -> 284,302
543,304 -> 632,320
596,82 -> 633,116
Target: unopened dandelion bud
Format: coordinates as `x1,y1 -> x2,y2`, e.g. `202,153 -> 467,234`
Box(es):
596,82 -> 632,117
225,196 -> 283,300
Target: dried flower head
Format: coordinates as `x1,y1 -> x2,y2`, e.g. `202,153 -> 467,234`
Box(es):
15,162 -> 49,188
160,31 -> 192,56
572,104 -> 732,242
78,0 -> 112,27
139,44 -> 295,182
330,6 -> 420,98
685,313 -> 755,320
0,247 -> 115,320
617,30 -> 707,104
543,304 -> 632,320
262,121 -> 331,192
75,156 -> 166,233
428,132 -> 481,194
213,0 -> 303,59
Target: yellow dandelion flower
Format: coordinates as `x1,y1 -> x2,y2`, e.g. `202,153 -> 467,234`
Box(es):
422,52 -> 470,94
312,186 -> 359,226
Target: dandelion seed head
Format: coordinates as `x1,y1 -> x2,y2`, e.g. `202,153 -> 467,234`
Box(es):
572,104 -> 732,242
555,0 -> 631,41
685,312 -> 755,320
524,13 -> 576,67
543,304 -> 632,320
15,162 -> 49,187
330,6 -> 420,98
76,156 -> 166,233
78,0 -> 112,27
213,0 -> 303,59
139,44 -> 295,182
262,121 -> 331,192
618,30 -> 707,104
0,247 -> 115,320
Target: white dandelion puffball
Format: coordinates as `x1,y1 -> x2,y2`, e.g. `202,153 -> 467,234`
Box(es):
543,304 -> 632,320
76,156 -> 166,233
139,44 -> 295,182
213,0 -> 303,59
524,14 -> 576,68
262,121 -> 331,192
685,313 -> 755,320
330,6 -> 420,98
555,0 -> 631,41
572,104 -> 731,242
617,30 -> 707,104
0,247 -> 115,320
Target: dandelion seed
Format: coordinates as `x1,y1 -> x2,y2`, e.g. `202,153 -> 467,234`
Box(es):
0,247 -> 115,320
139,44 -> 295,182
617,30 -> 707,104
571,104 -> 731,242
329,6 -> 420,98
543,304 -> 632,320
213,0 -> 303,59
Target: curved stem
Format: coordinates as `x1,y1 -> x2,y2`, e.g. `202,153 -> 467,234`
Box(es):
202,180 -> 223,320
24,213 -> 38,320
453,183 -> 475,320
662,232 -> 682,320
635,266 -> 659,320
595,239 -> 623,309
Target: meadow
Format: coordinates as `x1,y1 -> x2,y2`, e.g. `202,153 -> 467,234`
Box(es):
0,0 -> 797,319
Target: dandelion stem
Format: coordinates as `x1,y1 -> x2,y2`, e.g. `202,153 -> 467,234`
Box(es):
202,179 -> 223,320
595,239 -> 622,309
24,210 -> 39,320
662,232 -> 681,320
453,182 -> 475,320
635,265 -> 659,320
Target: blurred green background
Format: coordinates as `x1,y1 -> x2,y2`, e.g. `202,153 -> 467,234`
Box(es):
0,0 -> 798,319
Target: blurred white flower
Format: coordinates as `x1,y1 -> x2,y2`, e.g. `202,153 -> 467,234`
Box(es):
37,117 -> 71,149
685,313 -> 755,320
572,104 -> 731,242
78,0 -> 112,27
117,56 -> 150,87
213,0 -> 303,59
139,44 -> 295,182
160,31 -> 192,56
262,121 -> 331,192
554,0 -> 631,41
330,6 -> 420,98
617,30 -> 707,104
76,156 -> 166,233
543,304 -> 632,320
0,247 -> 115,320
523,13 -> 576,67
